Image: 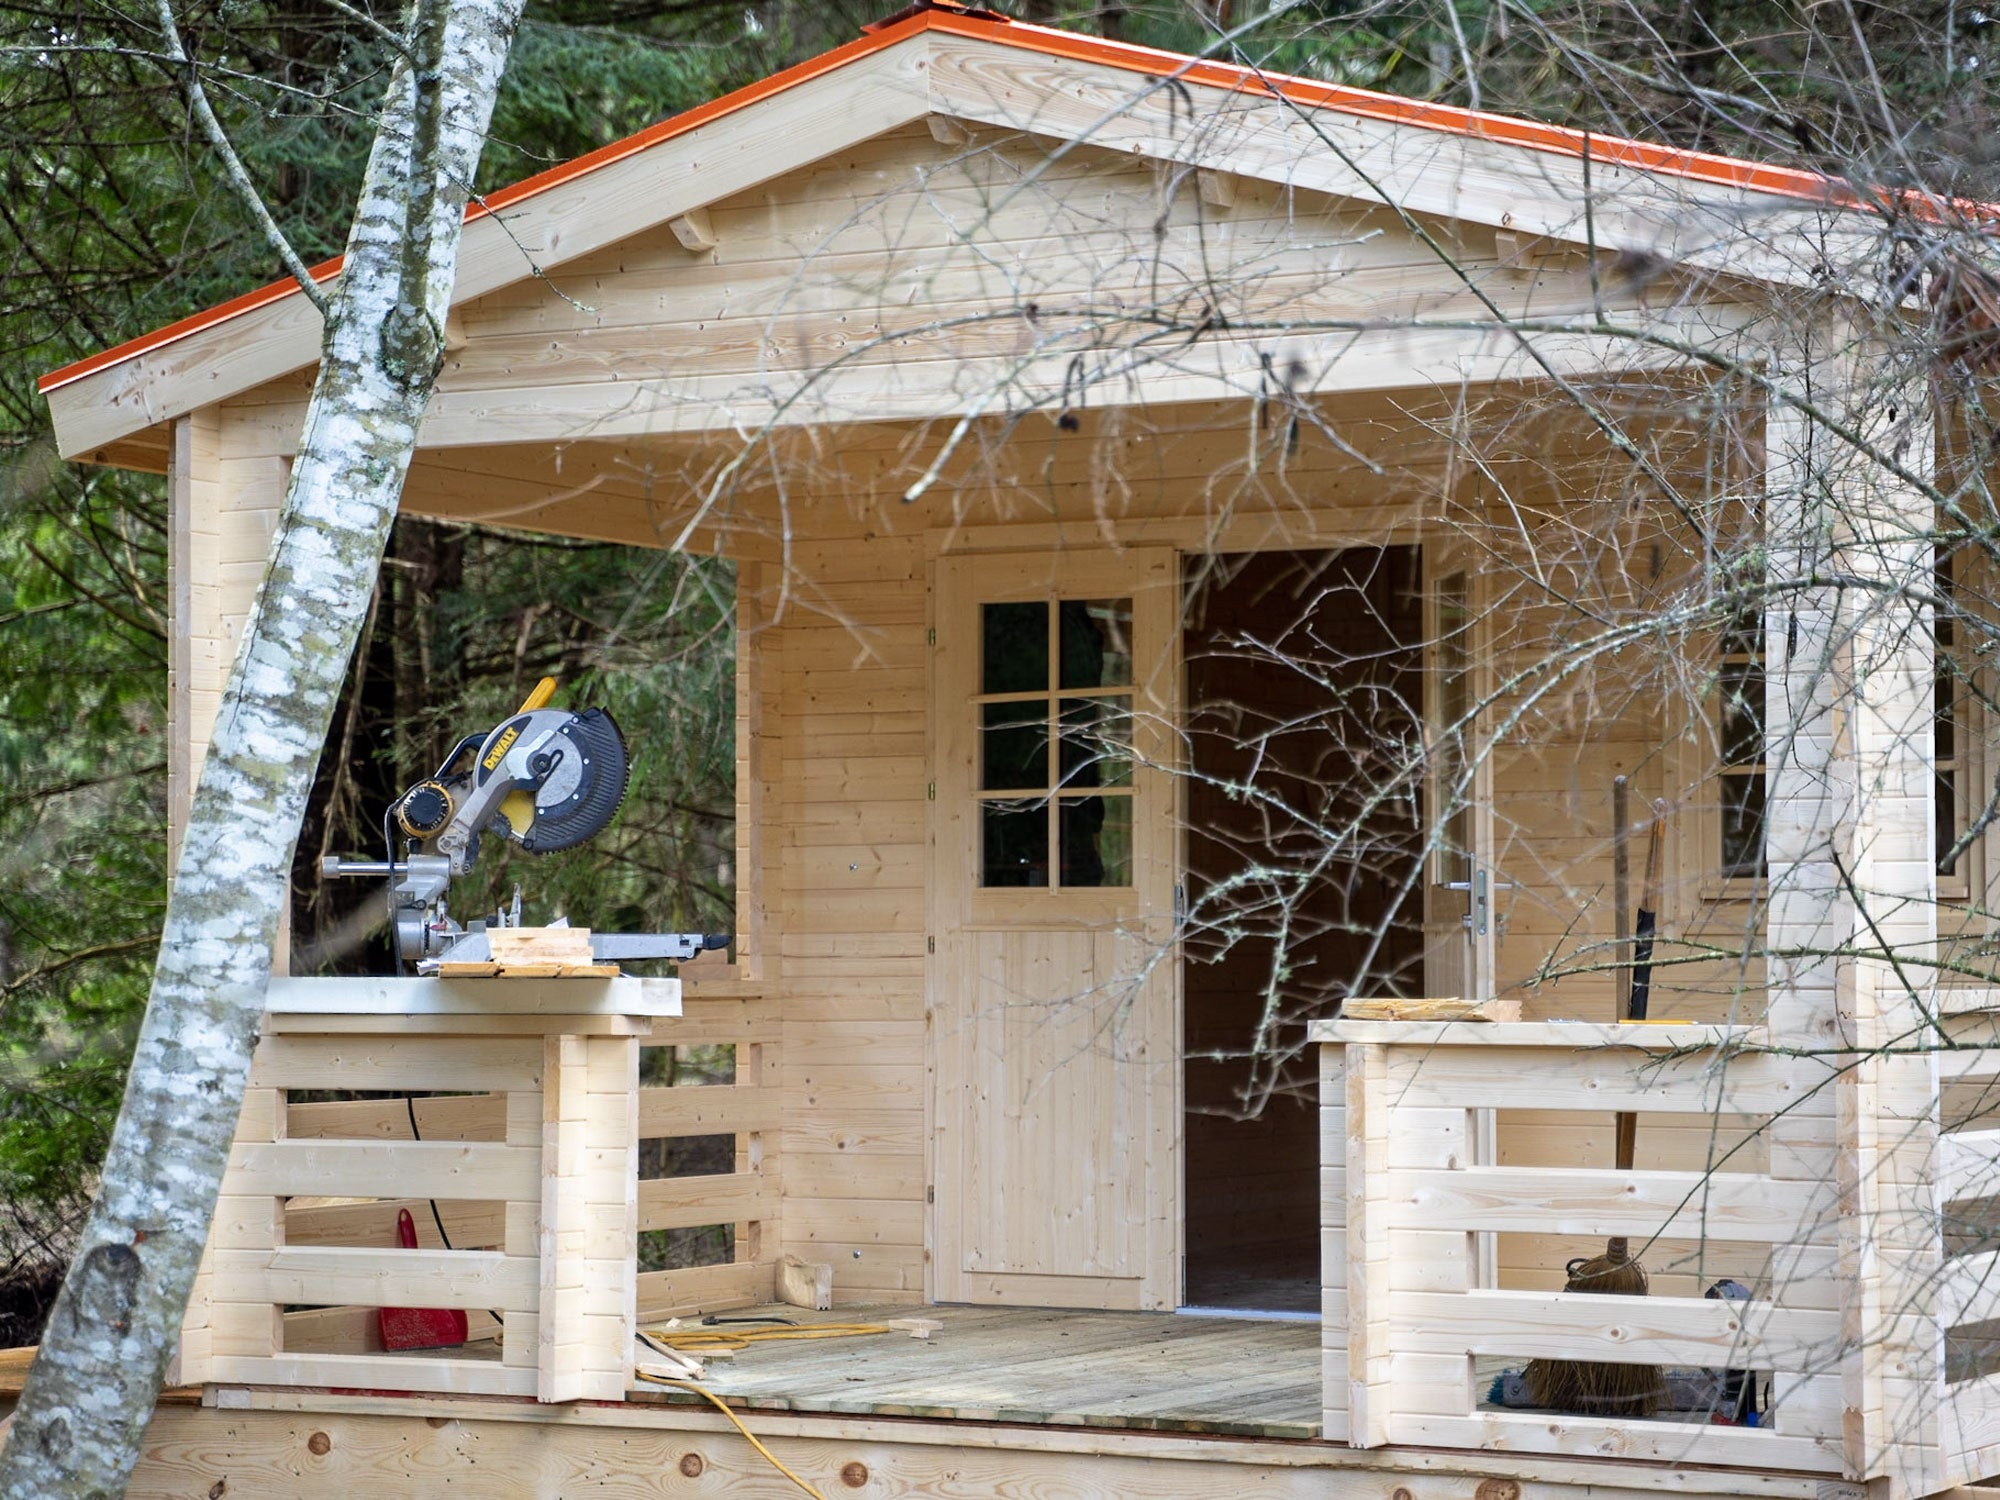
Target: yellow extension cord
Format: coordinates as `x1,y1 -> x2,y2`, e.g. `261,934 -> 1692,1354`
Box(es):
633,1323 -> 895,1500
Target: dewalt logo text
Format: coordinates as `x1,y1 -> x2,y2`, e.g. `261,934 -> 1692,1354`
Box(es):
482,725 -> 520,771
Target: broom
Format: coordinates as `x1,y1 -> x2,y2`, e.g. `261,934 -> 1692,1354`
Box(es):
1524,788 -> 1668,1416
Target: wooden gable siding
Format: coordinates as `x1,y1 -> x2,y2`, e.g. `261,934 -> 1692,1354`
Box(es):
208,118 -> 1736,461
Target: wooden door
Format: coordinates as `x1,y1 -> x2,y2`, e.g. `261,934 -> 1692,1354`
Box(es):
930,548 -> 1179,1310
1423,550 -> 1497,1002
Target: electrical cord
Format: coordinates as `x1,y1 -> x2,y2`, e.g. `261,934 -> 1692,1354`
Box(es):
633,1322 -> 896,1498
404,1096 -> 502,1331
642,1323 -> 891,1356
634,1373 -> 829,1500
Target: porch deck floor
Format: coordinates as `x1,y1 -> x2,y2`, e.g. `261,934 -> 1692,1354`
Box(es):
625,1303 -> 1323,1439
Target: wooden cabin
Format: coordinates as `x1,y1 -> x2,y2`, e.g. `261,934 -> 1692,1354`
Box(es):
35,5 -> 2000,1496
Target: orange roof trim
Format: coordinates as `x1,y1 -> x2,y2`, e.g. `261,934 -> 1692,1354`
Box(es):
39,3 -> 1854,398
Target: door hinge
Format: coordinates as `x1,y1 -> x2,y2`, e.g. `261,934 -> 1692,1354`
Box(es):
927,934 -> 935,954
926,1185 -> 936,1204
927,781 -> 935,801
927,626 -> 936,646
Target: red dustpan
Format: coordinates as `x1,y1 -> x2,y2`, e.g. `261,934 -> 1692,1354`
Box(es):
378,1208 -> 468,1351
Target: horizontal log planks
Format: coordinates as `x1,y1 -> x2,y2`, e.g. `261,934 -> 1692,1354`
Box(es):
1388,1164 -> 1836,1242
214,1247 -> 538,1312
1389,1287 -> 1841,1370
225,1140 -> 539,1200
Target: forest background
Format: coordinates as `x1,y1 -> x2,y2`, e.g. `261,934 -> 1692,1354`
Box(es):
0,0 -> 1985,1342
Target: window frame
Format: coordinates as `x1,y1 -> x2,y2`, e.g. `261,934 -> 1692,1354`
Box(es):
1684,521 -> 1984,905
971,596 -> 1139,893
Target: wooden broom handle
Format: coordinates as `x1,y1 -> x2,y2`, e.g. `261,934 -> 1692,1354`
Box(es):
1612,814 -> 1663,1179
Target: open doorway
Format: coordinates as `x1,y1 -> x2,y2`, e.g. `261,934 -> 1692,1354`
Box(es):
1182,548 -> 1427,1313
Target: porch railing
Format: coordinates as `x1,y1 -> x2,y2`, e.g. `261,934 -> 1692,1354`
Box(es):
634,975 -> 783,1319
178,975 -> 670,1402
1936,992 -> 2000,1490
1317,1017 -> 1846,1474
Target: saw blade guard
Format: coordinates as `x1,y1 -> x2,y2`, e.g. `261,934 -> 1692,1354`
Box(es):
512,707 -> 630,852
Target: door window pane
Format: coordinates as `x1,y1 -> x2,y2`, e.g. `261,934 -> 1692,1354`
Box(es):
1057,695 -> 1132,788
983,602 -> 1047,694
982,801 -> 1048,887
982,701 -> 1049,791
1059,599 -> 1133,688
1060,795 -> 1132,887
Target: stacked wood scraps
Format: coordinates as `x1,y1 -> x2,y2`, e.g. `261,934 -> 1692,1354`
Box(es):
436,925 -> 619,979
1341,996 -> 1522,1022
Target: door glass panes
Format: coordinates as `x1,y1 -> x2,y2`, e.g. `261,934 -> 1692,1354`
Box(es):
982,802 -> 1048,886
1058,697 -> 1132,787
982,701 -> 1048,790
1061,796 -> 1132,886
1060,599 -> 1133,688
983,601 -> 1047,694
977,598 -> 1135,889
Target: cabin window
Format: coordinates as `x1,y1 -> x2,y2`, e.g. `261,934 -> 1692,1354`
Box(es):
1431,569 -> 1474,888
977,598 -> 1134,888
1717,601 -> 1766,881
1714,538 -> 1972,888
1936,534 -> 1977,894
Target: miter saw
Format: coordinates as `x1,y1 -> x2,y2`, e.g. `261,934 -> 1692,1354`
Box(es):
322,677 -> 728,973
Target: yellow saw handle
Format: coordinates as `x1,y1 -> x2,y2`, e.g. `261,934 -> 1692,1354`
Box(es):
498,678 -> 559,839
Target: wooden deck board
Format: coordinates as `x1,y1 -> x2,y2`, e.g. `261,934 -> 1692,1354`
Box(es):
628,1303 -> 1322,1438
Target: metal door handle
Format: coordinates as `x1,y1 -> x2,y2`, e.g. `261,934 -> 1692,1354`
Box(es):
1439,870 -> 1514,935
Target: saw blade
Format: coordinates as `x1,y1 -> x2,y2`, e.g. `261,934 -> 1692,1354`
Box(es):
517,708 -> 629,853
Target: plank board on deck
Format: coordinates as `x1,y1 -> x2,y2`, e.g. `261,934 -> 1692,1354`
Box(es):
627,1303 -> 1320,1438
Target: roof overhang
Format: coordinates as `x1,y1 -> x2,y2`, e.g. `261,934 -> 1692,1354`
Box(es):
41,4 -> 1882,464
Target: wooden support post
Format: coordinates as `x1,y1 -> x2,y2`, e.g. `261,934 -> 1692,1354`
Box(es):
1764,328 -> 1943,1495
1346,1040 -> 1392,1447
1319,1040 -> 1348,1442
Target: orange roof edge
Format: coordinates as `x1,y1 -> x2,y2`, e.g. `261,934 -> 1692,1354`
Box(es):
40,4 -> 1860,401
35,13 -> 931,397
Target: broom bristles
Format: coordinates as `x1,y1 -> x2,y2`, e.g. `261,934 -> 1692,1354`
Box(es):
1522,1241 -> 1668,1416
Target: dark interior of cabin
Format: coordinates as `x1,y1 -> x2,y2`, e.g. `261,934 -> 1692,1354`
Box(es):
1182,547 -> 1427,1312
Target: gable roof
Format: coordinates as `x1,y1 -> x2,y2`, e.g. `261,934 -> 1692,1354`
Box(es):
41,0 -> 1869,460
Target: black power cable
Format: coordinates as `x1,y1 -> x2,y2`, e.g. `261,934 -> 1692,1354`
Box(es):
405,1096 -> 502,1331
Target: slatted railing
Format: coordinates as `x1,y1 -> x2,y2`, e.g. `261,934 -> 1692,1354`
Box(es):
1317,1018 -> 1846,1474
635,976 -> 783,1318
1935,999 -> 2000,1490
179,976 -> 670,1402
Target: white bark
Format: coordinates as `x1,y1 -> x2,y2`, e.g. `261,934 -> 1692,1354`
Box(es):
0,0 -> 525,1491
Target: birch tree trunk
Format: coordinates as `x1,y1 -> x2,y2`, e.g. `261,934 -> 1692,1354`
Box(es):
0,0 -> 525,1489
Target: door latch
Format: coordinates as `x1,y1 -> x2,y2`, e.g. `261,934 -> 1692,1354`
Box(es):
1443,869 -> 1514,936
